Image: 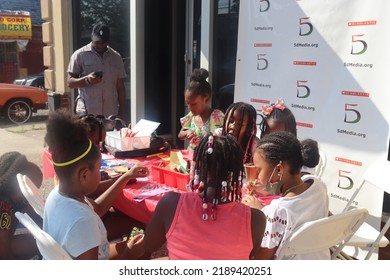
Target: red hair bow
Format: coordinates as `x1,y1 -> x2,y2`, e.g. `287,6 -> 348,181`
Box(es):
261,98 -> 286,116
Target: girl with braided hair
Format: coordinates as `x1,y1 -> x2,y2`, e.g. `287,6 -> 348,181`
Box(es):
220,102 -> 260,164
259,98 -> 297,139
0,151 -> 43,259
178,68 -> 224,152
242,131 -> 329,260
145,134 -> 266,259
43,109 -> 149,260
258,98 -> 322,176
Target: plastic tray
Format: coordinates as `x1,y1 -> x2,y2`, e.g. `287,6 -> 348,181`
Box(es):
151,161 -> 190,191
105,131 -> 150,151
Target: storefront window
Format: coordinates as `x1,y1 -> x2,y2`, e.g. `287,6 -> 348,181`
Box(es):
217,0 -> 239,15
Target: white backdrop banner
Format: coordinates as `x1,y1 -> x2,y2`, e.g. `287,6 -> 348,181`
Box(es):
235,0 -> 390,259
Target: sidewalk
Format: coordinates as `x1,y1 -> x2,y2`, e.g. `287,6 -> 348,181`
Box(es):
0,123 -> 46,164
0,121 -> 54,199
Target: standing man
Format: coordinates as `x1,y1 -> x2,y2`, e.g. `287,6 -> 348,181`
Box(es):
67,21 -> 127,119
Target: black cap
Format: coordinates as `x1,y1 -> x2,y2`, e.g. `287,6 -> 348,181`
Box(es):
91,22 -> 110,43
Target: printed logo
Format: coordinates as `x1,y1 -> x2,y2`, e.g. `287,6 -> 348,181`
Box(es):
296,80 -> 310,98
259,0 -> 270,12
257,54 -> 269,70
351,34 -> 367,55
337,170 -> 354,190
348,20 -> 376,27
296,122 -> 313,128
344,103 -> 361,124
250,98 -> 269,105
293,61 -> 317,66
342,91 -> 370,98
299,17 -> 313,36
335,157 -> 362,166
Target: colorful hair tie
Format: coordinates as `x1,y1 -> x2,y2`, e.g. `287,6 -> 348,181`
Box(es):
52,140 -> 93,167
261,97 -> 286,116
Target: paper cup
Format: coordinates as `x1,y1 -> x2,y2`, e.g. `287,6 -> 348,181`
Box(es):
244,163 -> 257,182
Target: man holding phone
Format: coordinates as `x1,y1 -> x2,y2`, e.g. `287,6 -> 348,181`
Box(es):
67,21 -> 127,119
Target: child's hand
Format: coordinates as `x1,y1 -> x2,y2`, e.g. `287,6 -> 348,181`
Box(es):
126,234 -> 145,259
244,180 -> 270,196
242,195 -> 264,210
125,164 -> 149,179
186,129 -> 196,140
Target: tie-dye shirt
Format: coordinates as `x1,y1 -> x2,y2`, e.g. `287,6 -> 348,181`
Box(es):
180,109 -> 224,150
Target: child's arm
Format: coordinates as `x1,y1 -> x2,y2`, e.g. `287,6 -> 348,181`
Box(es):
144,192 -> 180,255
92,164 -> 149,217
178,127 -> 191,140
75,246 -> 99,260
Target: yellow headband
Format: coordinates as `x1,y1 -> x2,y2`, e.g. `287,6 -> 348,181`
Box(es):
52,140 -> 93,167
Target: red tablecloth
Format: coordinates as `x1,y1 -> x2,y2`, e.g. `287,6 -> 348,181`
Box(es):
113,178 -> 182,224
42,149 -> 279,225
42,148 -> 185,224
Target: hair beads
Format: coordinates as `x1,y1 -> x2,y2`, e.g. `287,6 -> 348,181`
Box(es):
211,198 -> 218,220
207,135 -> 214,154
221,181 -> 228,202
191,134 -> 244,221
202,200 -> 208,220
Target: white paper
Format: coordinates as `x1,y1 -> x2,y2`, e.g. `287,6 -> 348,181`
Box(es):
131,119 -> 160,137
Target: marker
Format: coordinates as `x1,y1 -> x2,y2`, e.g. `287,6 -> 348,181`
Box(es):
146,152 -> 164,158
179,165 -> 188,174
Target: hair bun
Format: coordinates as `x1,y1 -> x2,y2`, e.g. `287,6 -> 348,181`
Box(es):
191,68 -> 209,82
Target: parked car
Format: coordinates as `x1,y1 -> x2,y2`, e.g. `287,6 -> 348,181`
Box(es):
0,83 -> 48,124
13,74 -> 45,89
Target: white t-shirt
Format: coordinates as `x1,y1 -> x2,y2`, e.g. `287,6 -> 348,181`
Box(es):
43,185 -> 109,259
261,174 -> 330,260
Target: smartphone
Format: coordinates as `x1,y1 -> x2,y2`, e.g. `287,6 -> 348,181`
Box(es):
93,71 -> 103,78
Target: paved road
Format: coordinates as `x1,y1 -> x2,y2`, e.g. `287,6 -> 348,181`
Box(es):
0,110 -> 54,198
0,110 -> 47,160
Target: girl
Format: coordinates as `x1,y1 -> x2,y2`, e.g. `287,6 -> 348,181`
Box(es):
221,102 -> 259,164
300,138 -> 320,176
144,135 -> 266,259
258,98 -> 321,175
178,68 -> 224,151
242,131 -> 329,260
43,109 -> 149,260
259,98 -> 297,138
0,152 -> 43,259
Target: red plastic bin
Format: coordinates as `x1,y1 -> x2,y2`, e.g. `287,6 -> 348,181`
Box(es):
151,161 -> 190,191
151,161 -> 165,185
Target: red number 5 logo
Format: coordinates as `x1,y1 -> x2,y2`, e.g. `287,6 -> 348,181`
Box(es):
351,34 -> 368,55
337,170 -> 354,190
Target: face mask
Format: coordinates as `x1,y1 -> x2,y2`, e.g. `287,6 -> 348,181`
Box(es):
265,164 -> 283,195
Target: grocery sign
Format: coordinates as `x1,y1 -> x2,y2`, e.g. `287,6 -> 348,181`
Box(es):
0,12 -> 32,40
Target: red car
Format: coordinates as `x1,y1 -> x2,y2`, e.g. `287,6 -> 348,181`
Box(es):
0,83 -> 48,124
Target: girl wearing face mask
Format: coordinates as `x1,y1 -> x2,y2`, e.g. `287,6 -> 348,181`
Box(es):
242,131 -> 329,260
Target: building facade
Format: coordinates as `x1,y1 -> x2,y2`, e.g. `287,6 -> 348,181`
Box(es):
41,0 -> 239,147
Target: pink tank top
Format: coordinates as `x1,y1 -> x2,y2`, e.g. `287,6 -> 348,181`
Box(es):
166,192 -> 253,259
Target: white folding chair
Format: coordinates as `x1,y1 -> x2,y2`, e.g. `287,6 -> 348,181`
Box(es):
314,150 -> 327,178
17,173 -> 45,218
277,208 -> 368,260
14,211 -> 72,260
342,159 -> 390,260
